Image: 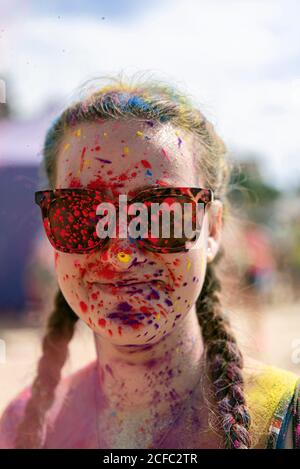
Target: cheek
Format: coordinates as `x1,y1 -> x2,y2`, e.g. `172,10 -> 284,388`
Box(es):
54,251 -> 88,316
168,247 -> 207,318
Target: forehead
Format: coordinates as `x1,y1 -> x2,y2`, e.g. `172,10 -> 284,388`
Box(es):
55,118 -> 204,195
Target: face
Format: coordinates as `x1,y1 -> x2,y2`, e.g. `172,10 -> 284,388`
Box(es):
53,118 -> 222,344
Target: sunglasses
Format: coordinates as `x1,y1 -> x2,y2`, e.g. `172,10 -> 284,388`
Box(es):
34,185 -> 214,254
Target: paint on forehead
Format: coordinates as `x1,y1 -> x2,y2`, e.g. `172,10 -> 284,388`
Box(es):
141,160 -> 152,169
62,143 -> 71,153
95,157 -> 112,164
162,148 -> 171,161
79,146 -> 87,173
122,146 -> 129,157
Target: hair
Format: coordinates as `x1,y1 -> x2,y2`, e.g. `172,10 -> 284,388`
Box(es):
15,70 -> 251,449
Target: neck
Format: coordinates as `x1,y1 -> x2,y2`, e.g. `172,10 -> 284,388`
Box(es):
93,306 -> 206,428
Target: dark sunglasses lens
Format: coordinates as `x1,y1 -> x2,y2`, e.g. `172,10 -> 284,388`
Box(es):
48,194 -> 103,252
135,194 -> 204,251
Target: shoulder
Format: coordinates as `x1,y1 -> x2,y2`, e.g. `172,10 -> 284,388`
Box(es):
0,385 -> 31,448
241,356 -> 300,448
0,360 -> 97,449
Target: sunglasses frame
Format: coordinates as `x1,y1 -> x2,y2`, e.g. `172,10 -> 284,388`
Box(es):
34,185 -> 214,254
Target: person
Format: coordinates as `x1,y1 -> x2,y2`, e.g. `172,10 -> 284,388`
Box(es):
0,72 -> 299,449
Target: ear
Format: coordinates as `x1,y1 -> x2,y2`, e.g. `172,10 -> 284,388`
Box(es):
206,200 -> 223,263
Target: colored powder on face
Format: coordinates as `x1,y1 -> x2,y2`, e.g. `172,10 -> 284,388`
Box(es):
79,146 -> 87,172
186,260 -> 191,271
117,252 -> 131,263
62,143 -> 71,153
136,130 -> 143,137
98,318 -> 106,328
147,288 -> 160,300
95,157 -> 112,164
117,302 -> 133,312
69,177 -> 82,187
165,298 -> 173,306
80,301 -> 88,313
145,169 -> 152,177
141,160 -> 152,169
161,148 -> 171,161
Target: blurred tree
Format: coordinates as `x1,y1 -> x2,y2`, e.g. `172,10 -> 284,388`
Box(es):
228,155 -> 281,224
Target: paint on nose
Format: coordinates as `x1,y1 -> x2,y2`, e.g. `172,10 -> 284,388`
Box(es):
117,252 -> 132,263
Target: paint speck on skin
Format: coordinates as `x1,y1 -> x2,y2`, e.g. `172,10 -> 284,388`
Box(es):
162,148 -> 171,161
165,298 -> 173,306
62,143 -> 70,153
141,159 -> 152,169
186,260 -> 191,271
117,252 -> 131,263
80,300 -> 88,313
136,130 -> 143,137
79,146 -> 87,172
98,318 -> 106,328
117,302 -> 132,312
95,157 -> 112,164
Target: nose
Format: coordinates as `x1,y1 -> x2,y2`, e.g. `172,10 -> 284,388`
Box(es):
99,236 -> 148,271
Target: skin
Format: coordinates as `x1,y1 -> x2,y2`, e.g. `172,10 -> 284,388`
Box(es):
54,117 -> 223,448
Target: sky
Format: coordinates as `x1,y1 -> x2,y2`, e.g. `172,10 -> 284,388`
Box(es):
1,0 -> 300,190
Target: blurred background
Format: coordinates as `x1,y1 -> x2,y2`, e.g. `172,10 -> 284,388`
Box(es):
0,0 -> 300,414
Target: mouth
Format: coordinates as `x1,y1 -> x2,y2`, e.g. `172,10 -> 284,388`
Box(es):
88,279 -> 166,291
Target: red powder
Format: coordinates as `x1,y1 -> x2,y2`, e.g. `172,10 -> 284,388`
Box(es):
98,318 -> 106,328
79,301 -> 88,313
69,177 -> 82,188
141,160 -> 152,169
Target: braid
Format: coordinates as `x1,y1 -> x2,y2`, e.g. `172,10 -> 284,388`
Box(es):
14,289 -> 79,448
196,247 -> 252,449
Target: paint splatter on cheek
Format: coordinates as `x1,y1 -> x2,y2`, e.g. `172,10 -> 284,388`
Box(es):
80,300 -> 88,313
